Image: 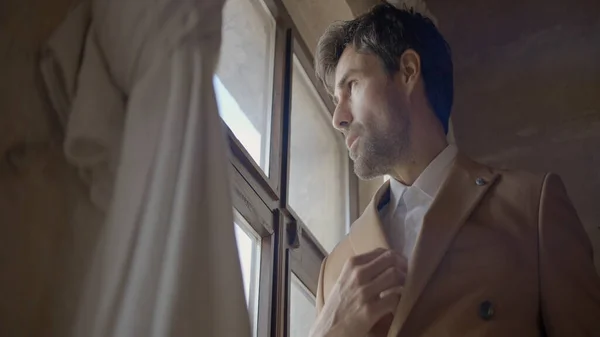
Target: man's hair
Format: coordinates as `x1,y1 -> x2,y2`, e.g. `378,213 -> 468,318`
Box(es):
315,3 -> 453,133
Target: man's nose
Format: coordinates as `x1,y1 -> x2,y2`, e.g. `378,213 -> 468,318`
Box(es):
332,101 -> 353,132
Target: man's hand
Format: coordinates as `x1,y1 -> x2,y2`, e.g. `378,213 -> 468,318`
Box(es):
310,248 -> 407,337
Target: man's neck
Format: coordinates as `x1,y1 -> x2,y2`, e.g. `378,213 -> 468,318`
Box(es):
390,140 -> 448,186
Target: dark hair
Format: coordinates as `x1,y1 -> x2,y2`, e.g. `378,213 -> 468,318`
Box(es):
315,3 -> 453,133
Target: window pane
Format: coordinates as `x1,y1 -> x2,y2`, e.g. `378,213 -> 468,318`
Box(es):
289,273 -> 316,337
234,210 -> 261,336
289,55 -> 348,252
215,0 -> 275,174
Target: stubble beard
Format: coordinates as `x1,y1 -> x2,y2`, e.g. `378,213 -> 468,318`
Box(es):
352,118 -> 411,180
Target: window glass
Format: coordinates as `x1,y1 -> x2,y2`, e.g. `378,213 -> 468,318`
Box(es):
234,210 -> 261,336
289,55 -> 348,252
215,0 -> 275,174
289,273 -> 316,337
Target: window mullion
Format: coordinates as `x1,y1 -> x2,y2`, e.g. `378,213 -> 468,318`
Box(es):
271,26 -> 294,337
268,23 -> 289,198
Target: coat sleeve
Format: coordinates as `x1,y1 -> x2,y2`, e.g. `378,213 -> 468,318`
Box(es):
538,173 -> 600,336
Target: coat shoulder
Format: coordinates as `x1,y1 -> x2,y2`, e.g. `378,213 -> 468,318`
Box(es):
479,160 -> 548,198
465,157 -> 551,226
457,153 -> 548,196
476,161 -> 556,232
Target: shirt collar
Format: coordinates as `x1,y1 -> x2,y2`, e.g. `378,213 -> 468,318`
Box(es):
388,144 -> 458,209
388,177 -> 408,216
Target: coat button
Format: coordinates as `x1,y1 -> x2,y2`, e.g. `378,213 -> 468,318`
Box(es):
475,177 -> 487,186
479,300 -> 495,320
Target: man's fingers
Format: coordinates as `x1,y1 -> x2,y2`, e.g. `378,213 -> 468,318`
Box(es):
361,267 -> 405,299
353,248 -> 388,265
359,250 -> 407,283
364,293 -> 401,324
342,248 -> 388,274
379,285 -> 403,298
393,252 -> 408,271
342,249 -> 407,289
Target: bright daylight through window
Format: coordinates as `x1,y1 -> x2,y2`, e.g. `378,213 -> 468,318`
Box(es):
214,0 -> 275,175
234,210 -> 261,336
215,0 -> 274,334
289,273 -> 316,337
289,55 -> 348,252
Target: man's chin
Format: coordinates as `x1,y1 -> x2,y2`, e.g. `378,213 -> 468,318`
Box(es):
352,157 -> 384,181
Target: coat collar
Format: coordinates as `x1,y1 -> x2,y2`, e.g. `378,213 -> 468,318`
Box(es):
347,153 -> 500,337
348,178 -> 392,253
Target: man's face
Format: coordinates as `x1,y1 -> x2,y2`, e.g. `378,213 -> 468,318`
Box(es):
332,46 -> 411,180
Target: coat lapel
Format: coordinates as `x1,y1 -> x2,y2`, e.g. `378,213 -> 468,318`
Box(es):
386,153 -> 500,337
349,180 -> 392,254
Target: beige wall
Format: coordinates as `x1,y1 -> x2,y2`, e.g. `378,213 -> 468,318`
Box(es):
0,1 -> 103,336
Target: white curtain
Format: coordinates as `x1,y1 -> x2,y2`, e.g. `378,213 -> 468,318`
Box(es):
41,1 -> 251,336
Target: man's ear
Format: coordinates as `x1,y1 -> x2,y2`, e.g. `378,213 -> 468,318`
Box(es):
399,49 -> 421,93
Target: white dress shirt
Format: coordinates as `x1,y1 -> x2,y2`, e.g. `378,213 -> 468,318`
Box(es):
380,145 -> 458,261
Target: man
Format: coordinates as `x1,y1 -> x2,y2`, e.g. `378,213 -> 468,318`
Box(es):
310,3 -> 600,337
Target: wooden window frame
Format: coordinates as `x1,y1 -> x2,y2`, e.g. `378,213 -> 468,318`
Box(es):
222,1 -> 360,336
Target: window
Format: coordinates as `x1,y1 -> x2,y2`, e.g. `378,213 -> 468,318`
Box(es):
216,1 -> 358,336
288,224 -> 325,337
289,54 -> 349,252
216,0 -> 275,175
289,274 -> 316,337
234,210 -> 261,335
